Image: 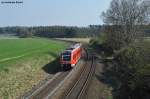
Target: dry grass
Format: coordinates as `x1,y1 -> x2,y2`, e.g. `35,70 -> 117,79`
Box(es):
56,38 -> 91,43
0,54 -> 55,99
145,37 -> 150,41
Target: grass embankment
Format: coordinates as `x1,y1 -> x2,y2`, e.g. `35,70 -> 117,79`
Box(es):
0,38 -> 69,99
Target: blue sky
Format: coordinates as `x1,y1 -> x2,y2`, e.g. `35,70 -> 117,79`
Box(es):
0,0 -> 111,27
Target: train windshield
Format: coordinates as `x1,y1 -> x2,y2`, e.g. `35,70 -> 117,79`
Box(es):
62,52 -> 71,61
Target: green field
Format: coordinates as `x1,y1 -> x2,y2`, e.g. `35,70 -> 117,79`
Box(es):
0,38 -> 69,98
0,38 -> 68,70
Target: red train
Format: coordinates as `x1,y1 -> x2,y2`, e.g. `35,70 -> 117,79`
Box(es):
60,43 -> 82,70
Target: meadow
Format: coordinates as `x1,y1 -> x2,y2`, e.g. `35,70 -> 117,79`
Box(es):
0,38 -> 69,98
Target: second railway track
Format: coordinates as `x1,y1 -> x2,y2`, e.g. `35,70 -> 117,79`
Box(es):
22,71 -> 70,99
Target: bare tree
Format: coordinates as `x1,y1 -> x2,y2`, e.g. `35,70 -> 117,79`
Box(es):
102,0 -> 150,50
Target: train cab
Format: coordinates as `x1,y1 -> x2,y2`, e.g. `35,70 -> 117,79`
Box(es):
60,43 -> 81,70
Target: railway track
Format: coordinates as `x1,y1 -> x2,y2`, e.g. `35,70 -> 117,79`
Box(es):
63,50 -> 95,99
22,47 -> 95,99
22,71 -> 70,99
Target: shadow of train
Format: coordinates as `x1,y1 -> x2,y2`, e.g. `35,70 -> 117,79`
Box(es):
42,58 -> 61,74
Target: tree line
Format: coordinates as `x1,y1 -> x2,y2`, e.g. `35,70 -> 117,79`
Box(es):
0,25 -> 102,38
0,25 -> 149,38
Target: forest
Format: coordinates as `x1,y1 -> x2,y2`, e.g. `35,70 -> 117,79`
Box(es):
0,25 -> 101,38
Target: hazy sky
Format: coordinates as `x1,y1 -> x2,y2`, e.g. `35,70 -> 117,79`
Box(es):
0,0 -> 111,27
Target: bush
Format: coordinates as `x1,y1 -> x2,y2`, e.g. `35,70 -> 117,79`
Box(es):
113,41 -> 150,99
90,36 -> 114,57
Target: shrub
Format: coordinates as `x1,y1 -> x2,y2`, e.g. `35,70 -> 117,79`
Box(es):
113,41 -> 150,99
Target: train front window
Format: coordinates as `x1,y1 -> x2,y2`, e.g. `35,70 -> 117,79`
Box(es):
62,52 -> 71,61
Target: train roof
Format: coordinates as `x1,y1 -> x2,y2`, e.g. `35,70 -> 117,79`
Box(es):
69,43 -> 81,49
63,43 -> 81,53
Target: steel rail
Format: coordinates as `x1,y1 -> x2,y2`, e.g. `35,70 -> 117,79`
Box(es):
63,50 -> 95,99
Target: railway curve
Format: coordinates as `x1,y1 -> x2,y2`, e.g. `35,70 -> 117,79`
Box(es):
21,45 -> 95,99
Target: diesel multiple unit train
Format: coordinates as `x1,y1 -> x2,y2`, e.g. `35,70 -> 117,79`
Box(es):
60,43 -> 82,70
